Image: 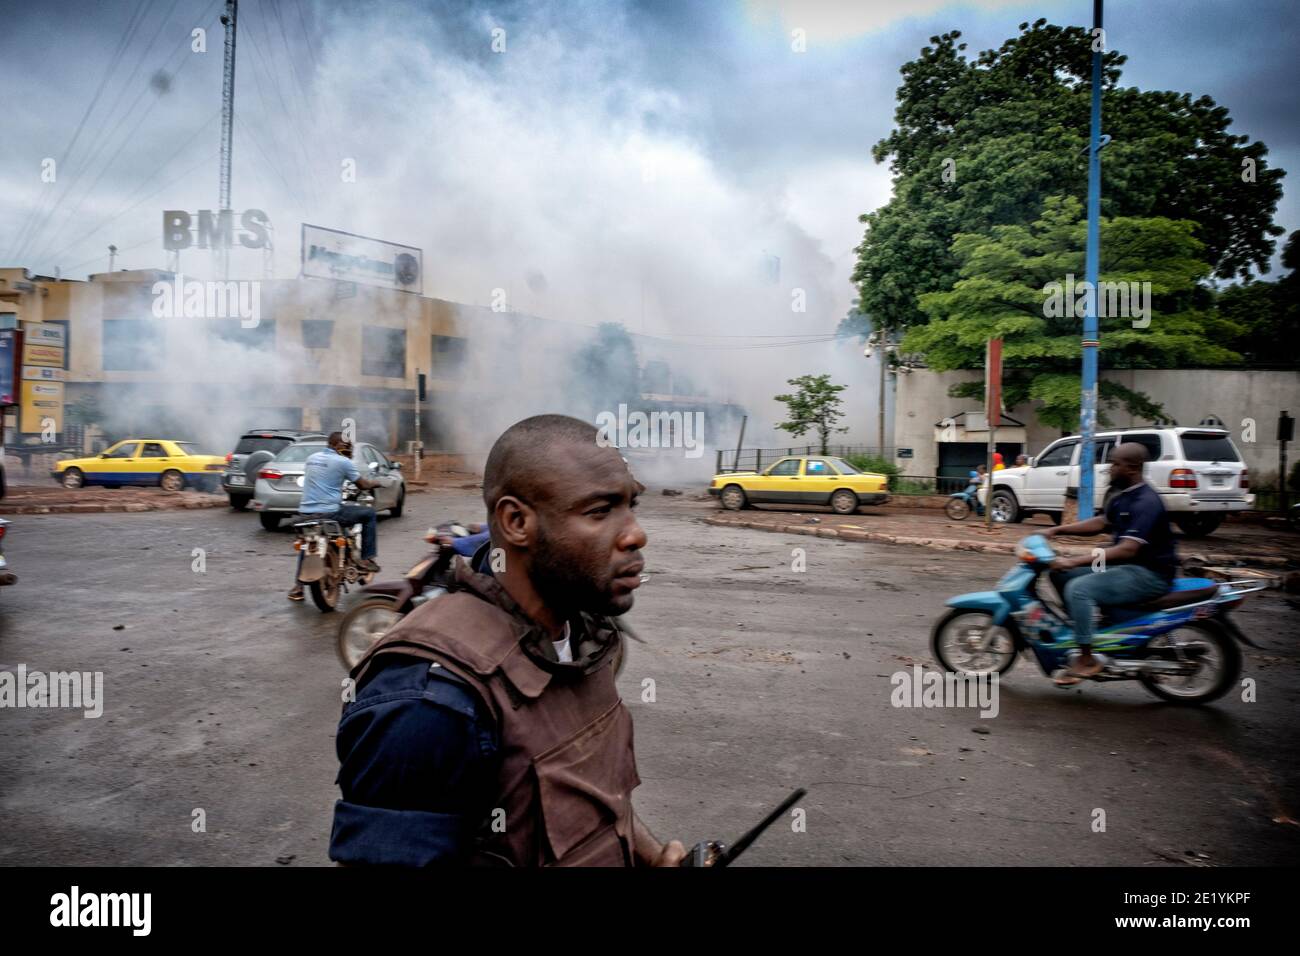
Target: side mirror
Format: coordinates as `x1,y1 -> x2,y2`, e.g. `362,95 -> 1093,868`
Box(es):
390,461 -> 402,471
100,452 -> 109,458
1028,456 -> 1037,467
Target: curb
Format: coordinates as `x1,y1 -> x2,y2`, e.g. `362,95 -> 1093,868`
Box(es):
702,515 -> 1024,555
0,498 -> 229,516
700,515 -> 1294,567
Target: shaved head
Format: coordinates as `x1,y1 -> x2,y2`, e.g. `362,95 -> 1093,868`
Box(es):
1107,441 -> 1149,489
481,414 -> 647,619
1112,442 -> 1149,467
483,414 -> 603,517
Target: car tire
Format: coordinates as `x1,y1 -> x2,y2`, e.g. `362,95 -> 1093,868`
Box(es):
989,490 -> 1021,523
830,489 -> 858,515
719,484 -> 747,510
1174,514 -> 1223,538
160,469 -> 186,492
390,487 -> 405,518
243,450 -> 274,487
229,493 -> 250,510
62,467 -> 84,490
259,512 -> 282,532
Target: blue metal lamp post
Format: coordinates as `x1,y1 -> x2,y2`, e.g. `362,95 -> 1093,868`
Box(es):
1078,0 -> 1104,519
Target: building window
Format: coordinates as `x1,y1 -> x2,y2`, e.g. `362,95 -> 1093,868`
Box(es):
206,319 -> 276,352
302,319 -> 334,349
362,326 -> 406,378
102,319 -> 163,371
432,335 -> 467,374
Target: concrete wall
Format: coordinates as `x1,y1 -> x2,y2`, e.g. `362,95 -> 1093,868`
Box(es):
895,368 -> 1300,485
1104,369 -> 1300,484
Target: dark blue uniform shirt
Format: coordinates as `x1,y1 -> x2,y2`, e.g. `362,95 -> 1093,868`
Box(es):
329,532 -> 498,866
1104,481 -> 1178,581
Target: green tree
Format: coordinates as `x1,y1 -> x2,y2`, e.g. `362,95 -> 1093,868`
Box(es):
901,196 -> 1244,429
852,19 -> 1286,336
774,374 -> 848,454
1215,230 -> 1300,367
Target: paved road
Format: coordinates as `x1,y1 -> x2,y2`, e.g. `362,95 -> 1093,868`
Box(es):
1,493 -> 1297,866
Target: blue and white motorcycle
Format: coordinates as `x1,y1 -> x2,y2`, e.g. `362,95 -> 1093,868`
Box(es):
931,534 -> 1266,705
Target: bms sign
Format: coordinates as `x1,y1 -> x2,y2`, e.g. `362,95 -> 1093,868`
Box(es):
300,223 -> 422,294
163,209 -> 271,250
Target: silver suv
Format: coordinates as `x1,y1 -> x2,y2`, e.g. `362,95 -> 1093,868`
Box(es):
981,426 -> 1252,537
222,429 -> 325,510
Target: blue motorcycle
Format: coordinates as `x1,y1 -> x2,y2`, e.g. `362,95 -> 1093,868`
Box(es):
931,534 -> 1266,705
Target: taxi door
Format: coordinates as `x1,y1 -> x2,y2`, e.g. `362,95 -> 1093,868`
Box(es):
93,441 -> 142,483
801,457 -> 840,506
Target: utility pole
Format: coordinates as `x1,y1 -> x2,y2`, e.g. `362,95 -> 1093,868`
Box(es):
218,0 -> 239,280
1077,0 -> 1104,519
878,336 -> 887,456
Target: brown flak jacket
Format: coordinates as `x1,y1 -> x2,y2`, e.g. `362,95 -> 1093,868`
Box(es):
350,558 -> 641,866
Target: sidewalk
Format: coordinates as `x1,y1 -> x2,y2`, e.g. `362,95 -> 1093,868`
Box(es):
698,500 -> 1298,569
0,485 -> 230,515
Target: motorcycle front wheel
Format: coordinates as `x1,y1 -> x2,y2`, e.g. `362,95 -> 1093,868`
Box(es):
930,609 -> 1018,675
310,548 -> 342,612
1137,622 -> 1240,705
944,497 -> 971,520
337,596 -> 403,670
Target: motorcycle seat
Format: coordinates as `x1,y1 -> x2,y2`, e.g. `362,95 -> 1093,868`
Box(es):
1128,577 -> 1218,611
293,517 -> 343,535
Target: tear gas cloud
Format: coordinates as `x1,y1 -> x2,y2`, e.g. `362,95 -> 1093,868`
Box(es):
77,0 -> 882,480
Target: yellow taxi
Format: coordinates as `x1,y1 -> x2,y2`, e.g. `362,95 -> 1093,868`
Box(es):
709,455 -> 890,514
52,439 -> 227,491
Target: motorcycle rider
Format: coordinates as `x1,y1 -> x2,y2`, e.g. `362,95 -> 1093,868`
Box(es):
1042,442 -> 1177,682
288,431 -> 387,602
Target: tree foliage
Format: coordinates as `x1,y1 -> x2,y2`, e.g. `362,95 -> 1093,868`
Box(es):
773,374 -> 848,454
901,196 -> 1244,429
852,19 -> 1286,336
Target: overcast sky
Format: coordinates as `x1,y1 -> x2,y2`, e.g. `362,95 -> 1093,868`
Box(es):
2,0 -> 1296,337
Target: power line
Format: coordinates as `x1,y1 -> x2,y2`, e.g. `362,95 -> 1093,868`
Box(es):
4,0 -> 154,261
25,0 -> 222,266
241,2 -> 319,210
19,0 -> 182,264
42,114 -> 222,267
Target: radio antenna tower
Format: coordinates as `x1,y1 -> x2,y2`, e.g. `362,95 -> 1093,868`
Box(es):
218,0 -> 239,280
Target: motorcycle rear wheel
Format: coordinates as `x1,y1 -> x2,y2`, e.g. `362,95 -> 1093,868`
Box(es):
310,549 -> 342,612
337,596 -> 403,670
1137,622 -> 1239,705
931,609 -> 1018,675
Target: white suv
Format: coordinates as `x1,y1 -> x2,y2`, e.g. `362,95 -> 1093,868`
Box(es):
980,426 -> 1253,537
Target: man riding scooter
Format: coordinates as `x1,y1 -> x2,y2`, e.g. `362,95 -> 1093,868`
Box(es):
289,432 -> 388,602
1042,442 -> 1178,683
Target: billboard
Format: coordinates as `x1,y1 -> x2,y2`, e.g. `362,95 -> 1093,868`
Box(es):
301,224 -> 422,294
21,380 -> 63,433
0,329 -> 21,405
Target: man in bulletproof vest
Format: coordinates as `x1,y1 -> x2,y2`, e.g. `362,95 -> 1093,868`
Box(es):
328,414 -> 687,866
